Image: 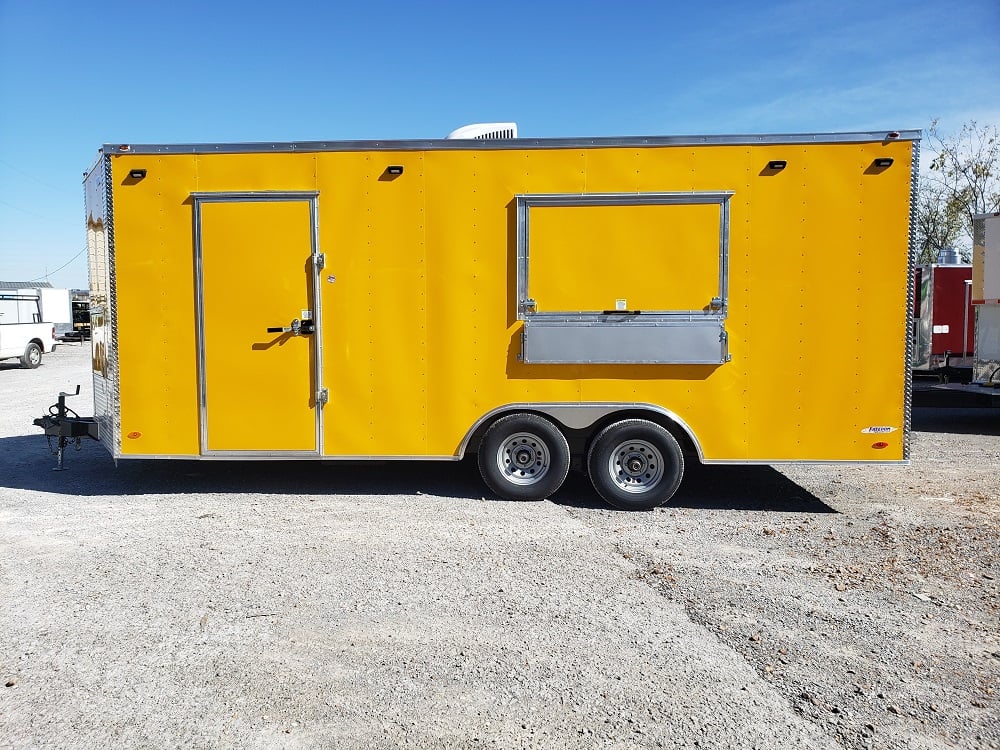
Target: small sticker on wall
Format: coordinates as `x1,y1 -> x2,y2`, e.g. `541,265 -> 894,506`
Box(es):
861,426 -> 898,434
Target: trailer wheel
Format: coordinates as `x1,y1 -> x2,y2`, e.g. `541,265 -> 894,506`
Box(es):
20,342 -> 42,369
587,419 -> 684,511
478,413 -> 571,501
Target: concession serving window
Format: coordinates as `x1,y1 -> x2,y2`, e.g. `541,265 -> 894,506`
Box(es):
516,191 -> 732,364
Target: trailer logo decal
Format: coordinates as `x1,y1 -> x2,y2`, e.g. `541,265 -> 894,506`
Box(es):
861,426 -> 897,434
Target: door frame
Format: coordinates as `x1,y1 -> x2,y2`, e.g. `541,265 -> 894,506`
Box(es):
191,191 -> 323,457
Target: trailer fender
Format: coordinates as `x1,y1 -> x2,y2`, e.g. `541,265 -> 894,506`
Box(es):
458,403 -> 704,463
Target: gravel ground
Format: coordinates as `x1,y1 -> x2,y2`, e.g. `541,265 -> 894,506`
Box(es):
1,343 -> 998,749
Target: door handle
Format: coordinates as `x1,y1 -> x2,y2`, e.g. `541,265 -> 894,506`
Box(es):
266,318 -> 315,336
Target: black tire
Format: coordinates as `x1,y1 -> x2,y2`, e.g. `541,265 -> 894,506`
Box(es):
20,342 -> 42,369
478,413 -> 571,501
587,419 -> 684,511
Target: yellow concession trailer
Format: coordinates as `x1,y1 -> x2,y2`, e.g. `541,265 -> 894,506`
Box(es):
69,128 -> 919,509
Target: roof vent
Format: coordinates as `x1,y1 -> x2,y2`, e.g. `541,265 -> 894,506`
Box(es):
936,247 -> 961,265
445,122 -> 518,140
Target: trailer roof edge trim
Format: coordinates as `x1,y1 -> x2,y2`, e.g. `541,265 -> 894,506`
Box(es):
102,130 -> 921,156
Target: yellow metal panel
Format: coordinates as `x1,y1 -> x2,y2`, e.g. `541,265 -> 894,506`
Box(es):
195,153 -> 318,192
528,203 -> 721,313
315,152 -> 429,456
111,155 -> 201,456
201,200 -> 316,452
740,142 -> 911,461
105,139 -> 913,464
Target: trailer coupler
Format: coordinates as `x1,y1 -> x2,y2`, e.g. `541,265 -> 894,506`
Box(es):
33,386 -> 99,471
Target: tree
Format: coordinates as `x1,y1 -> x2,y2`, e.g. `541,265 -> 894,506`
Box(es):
914,182 -> 962,264
917,120 -> 1000,263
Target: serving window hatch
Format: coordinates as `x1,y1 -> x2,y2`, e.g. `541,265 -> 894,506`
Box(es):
516,192 -> 732,364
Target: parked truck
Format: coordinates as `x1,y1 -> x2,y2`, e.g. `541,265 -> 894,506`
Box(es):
36,127 -> 919,509
0,294 -> 58,368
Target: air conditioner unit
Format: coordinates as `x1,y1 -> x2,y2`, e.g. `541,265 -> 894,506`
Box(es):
445,122 -> 518,140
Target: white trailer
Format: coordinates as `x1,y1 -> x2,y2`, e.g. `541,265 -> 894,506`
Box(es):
913,212 -> 1000,407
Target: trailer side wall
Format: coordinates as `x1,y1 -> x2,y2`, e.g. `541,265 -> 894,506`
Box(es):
98,138 -> 914,462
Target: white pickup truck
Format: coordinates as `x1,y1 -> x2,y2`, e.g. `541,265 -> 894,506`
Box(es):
0,294 -> 59,368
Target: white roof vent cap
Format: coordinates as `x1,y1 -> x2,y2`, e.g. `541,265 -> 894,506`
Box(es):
446,122 -> 518,140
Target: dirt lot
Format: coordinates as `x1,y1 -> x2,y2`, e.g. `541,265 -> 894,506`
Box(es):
1,343 -> 998,749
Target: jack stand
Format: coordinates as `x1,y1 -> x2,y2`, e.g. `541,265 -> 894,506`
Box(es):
34,386 -> 99,470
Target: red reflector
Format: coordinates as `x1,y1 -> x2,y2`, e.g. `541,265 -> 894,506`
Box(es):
127,431 -> 142,439
872,441 -> 889,450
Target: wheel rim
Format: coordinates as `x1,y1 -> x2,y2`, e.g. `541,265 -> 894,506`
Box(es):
29,348 -> 41,365
607,439 -> 664,494
496,432 -> 551,486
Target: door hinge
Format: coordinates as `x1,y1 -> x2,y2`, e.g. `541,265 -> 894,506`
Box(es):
315,253 -> 326,271
317,387 -> 329,406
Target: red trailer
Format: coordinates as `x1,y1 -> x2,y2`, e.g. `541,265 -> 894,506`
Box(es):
912,261 -> 974,381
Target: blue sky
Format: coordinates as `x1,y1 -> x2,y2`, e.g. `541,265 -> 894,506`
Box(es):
1,0 -> 998,289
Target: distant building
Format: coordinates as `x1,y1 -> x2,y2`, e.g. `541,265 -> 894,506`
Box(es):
0,280 -> 54,291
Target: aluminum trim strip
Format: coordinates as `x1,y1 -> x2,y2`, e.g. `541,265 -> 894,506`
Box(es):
109,455 -> 907,466
113,453 -> 460,461
903,139 -> 920,461
200,451 -> 328,458
193,197 -> 208,453
190,191 -> 320,201
104,153 -> 121,458
517,191 -> 735,207
102,131 -> 921,155
310,196 -> 324,455
701,459 -> 909,466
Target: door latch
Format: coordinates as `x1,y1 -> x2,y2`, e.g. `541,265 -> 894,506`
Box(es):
267,318 -> 314,335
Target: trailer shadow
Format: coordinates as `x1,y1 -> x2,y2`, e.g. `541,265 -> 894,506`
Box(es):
0,435 -> 488,501
911,407 -> 1000,436
549,463 -> 835,514
0,435 -> 833,514
671,463 -> 835,513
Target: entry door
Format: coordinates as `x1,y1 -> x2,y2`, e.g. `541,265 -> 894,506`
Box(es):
194,192 -> 322,455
